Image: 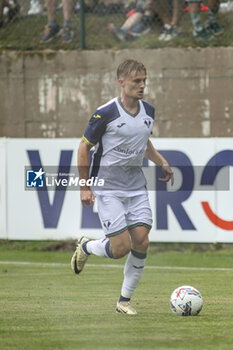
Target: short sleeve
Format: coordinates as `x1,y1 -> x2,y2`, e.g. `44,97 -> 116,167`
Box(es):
83,112 -> 107,146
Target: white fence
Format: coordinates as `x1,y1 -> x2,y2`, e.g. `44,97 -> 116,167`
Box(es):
0,138 -> 233,242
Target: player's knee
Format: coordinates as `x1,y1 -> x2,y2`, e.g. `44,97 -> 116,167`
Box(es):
133,235 -> 150,253
141,236 -> 150,251
111,241 -> 131,259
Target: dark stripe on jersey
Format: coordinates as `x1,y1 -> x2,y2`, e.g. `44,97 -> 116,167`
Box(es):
84,100 -> 121,146
99,100 -> 121,123
141,100 -> 155,119
90,139 -> 103,178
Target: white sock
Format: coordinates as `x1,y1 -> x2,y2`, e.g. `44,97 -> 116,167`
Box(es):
83,238 -> 113,258
120,249 -> 147,299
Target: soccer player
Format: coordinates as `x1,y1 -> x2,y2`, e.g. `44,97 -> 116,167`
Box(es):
71,59 -> 174,315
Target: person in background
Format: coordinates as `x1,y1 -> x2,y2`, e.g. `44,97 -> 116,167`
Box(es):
157,0 -> 185,41
0,0 -> 20,28
187,0 -> 223,41
108,0 -> 185,42
40,0 -> 74,44
108,0 -> 153,41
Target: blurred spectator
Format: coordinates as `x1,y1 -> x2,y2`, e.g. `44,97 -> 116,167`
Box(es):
134,0 -> 184,41
0,0 -> 20,28
156,0 -> 185,41
28,0 -> 43,15
40,0 -> 74,44
187,0 -> 223,41
107,0 -> 154,41
108,0 -> 185,41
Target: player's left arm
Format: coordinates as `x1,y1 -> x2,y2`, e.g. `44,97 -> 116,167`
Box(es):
144,139 -> 174,185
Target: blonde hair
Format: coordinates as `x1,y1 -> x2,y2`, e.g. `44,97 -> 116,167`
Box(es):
117,59 -> 146,79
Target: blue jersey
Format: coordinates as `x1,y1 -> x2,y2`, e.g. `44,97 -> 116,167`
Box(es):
82,97 -> 155,195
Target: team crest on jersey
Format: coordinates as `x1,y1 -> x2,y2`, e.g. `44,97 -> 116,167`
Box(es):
143,118 -> 152,128
93,114 -> 101,119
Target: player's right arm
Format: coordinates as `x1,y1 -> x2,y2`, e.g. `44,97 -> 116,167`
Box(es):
78,139 -> 95,207
78,108 -> 106,206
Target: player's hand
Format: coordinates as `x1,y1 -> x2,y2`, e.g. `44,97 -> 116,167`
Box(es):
80,188 -> 95,207
159,164 -> 174,185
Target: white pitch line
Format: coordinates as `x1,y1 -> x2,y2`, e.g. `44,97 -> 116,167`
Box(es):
0,261 -> 233,272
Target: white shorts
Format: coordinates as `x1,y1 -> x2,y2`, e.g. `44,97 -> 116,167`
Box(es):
96,192 -> 153,237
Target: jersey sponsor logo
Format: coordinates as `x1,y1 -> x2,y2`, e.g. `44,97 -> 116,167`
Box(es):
93,114 -> 101,119
114,145 -> 144,156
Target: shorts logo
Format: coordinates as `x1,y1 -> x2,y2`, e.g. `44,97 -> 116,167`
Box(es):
26,168 -> 45,188
103,220 -> 111,230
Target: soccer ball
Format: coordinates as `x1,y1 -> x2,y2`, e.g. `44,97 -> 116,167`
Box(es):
170,285 -> 203,316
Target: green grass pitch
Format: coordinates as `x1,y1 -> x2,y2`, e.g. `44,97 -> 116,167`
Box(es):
1,240 -> 233,350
